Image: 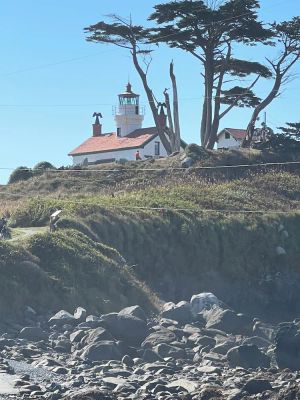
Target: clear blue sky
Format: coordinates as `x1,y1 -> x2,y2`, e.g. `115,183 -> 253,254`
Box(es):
0,0 -> 299,183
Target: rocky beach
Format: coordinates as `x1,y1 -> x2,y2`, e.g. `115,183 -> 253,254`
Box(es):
1,293 -> 300,399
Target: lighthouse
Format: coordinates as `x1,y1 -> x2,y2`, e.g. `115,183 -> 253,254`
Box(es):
114,83 -> 144,137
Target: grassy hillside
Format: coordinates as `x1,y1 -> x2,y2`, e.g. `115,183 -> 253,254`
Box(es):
1,148 -> 300,320
0,229 -> 159,318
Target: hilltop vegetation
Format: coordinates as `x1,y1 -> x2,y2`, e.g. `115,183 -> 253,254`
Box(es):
1,148 -> 300,320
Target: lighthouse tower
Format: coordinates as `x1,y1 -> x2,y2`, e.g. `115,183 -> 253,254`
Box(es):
114,83 -> 144,137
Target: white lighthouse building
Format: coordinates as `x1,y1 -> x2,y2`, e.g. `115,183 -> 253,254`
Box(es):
115,83 -> 144,137
69,83 -> 176,165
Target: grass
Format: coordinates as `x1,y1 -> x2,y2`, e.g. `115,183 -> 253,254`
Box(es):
1,148 -> 300,320
0,229 -> 160,318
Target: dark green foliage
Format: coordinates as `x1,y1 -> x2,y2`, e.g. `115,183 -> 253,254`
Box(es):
184,144 -> 211,160
149,0 -> 274,148
8,167 -> 33,184
254,122 -> 300,152
278,122 -> 300,139
34,161 -> 56,171
8,162 -> 56,184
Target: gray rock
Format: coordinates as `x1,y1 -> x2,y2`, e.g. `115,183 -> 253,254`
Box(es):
276,246 -> 286,255
213,339 -> 237,355
242,336 -> 271,349
73,307 -> 87,322
54,339 -> 71,353
196,336 -> 216,348
205,307 -> 253,335
243,379 -> 273,395
122,355 -> 134,367
82,327 -> 114,346
142,348 -> 163,362
118,305 -> 147,321
85,315 -> 101,322
142,328 -> 177,349
190,292 -> 220,316
253,320 -> 275,341
80,340 -> 122,362
227,344 -> 270,369
153,343 -> 186,359
70,330 -> 85,344
49,310 -> 75,327
181,156 -> 194,168
100,313 -> 148,344
275,322 -> 300,370
161,301 -> 193,325
19,327 -> 47,342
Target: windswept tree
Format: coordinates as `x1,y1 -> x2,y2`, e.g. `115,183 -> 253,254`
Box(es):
149,0 -> 273,149
243,17 -> 300,146
85,16 -> 176,154
278,122 -> 300,139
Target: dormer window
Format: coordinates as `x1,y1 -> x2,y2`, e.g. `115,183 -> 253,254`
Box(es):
225,131 -> 230,139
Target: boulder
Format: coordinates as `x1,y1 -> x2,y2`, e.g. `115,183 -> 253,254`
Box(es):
100,313 -> 148,345
141,327 -> 177,349
242,336 -> 271,349
204,307 -> 253,335
19,327 -> 48,342
63,389 -> 115,400
153,343 -> 186,359
142,349 -> 163,362
118,305 -> 147,321
167,379 -> 199,393
80,340 -> 122,362
213,339 -> 237,355
161,301 -> 193,324
275,322 -> 300,370
82,327 -> 114,346
227,344 -> 270,369
73,307 -> 87,322
243,379 -> 273,395
70,330 -> 86,344
190,293 -> 220,316
48,310 -> 76,327
181,156 -> 194,168
253,320 -> 275,341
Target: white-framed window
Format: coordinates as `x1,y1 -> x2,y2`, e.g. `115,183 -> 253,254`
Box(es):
155,141 -> 160,156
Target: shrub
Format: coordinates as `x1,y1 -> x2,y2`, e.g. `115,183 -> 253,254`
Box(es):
8,167 -> 33,184
33,161 -> 56,171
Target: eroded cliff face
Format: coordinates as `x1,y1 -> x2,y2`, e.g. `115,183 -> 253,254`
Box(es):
75,211 -> 300,321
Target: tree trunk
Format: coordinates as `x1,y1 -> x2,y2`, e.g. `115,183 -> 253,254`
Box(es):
164,89 -> 176,152
242,73 -> 283,147
170,61 -> 181,152
203,51 -> 214,148
131,45 -> 171,154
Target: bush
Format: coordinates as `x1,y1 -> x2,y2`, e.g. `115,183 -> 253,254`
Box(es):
185,143 -> 211,160
33,161 -> 56,171
8,167 -> 33,184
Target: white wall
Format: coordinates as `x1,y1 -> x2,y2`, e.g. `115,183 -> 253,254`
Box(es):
114,104 -> 144,137
71,136 -> 168,165
217,132 -> 241,149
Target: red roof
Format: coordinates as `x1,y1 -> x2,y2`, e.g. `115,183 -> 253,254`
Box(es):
69,127 -> 157,156
219,128 -> 247,140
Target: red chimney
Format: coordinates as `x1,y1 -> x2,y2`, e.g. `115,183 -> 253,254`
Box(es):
92,112 -> 103,137
93,123 -> 102,137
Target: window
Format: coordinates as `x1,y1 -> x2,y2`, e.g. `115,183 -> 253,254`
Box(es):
225,131 -> 230,139
155,141 -> 160,156
117,128 -> 121,137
